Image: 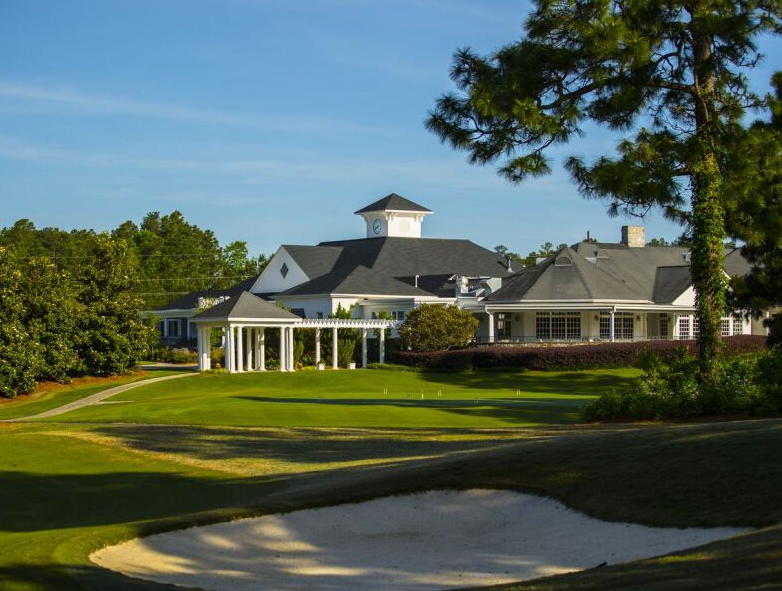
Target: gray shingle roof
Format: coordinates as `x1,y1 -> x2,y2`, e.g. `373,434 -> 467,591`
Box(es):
318,237 -> 514,278
725,248 -> 752,277
282,245 -> 343,279
354,193 -> 432,214
652,266 -> 692,304
278,265 -> 434,297
154,274 -> 260,312
491,242 -> 752,304
487,247 -> 645,302
194,291 -> 299,320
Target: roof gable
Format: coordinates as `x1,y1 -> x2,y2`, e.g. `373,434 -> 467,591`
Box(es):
194,291 -> 299,320
487,247 -> 646,302
354,193 -> 432,214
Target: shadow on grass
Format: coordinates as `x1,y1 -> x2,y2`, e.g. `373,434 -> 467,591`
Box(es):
0,470 -> 283,532
474,525 -> 782,591
93,424 -> 539,466
231,395 -> 586,425
0,562 -> 184,591
397,370 -> 640,396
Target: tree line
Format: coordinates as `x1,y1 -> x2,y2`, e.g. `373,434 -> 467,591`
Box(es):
1,211 -> 268,310
0,212 -> 269,397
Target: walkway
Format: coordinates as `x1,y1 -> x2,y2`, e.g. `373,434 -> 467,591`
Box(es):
2,372 -> 196,422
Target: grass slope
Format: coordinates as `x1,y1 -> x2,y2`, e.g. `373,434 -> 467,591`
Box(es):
38,368 -> 639,428
0,371 -> 184,420
1,419 -> 781,591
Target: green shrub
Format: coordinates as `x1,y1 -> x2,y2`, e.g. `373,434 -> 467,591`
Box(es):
398,304 -> 479,351
210,347 -> 225,366
366,362 -> 419,371
337,338 -> 357,368
584,347 -> 782,421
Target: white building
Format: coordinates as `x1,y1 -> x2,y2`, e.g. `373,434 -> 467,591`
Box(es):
151,192 -> 767,351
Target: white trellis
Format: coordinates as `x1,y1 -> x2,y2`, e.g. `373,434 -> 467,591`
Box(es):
194,316 -> 398,374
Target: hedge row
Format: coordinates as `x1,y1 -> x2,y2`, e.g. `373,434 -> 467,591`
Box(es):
393,336 -> 768,371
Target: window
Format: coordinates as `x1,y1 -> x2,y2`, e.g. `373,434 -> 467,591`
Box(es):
167,319 -> 179,338
316,311 -> 324,319
280,263 -> 289,278
600,312 -> 634,340
537,312 -> 580,340
659,314 -> 669,338
391,311 -> 406,322
678,316 -> 690,339
536,313 -> 551,339
497,313 -> 512,340
733,317 -> 744,335
616,314 -> 634,340
721,317 -> 731,337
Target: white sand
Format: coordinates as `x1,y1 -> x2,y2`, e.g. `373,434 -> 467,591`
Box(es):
92,490 -> 747,591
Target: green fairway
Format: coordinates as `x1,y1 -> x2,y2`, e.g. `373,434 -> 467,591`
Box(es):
0,370 -> 184,420
2,367 -> 780,591
36,368 -> 639,427
2,419 -> 782,591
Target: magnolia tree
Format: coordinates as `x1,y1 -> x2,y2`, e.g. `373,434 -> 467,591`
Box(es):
427,0 -> 782,382
398,304 -> 479,351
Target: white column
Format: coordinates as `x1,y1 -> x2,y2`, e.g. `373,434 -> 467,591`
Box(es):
236,326 -> 244,373
259,328 -> 265,371
226,325 -> 235,373
487,312 -> 495,343
379,328 -> 385,364
315,328 -> 321,364
361,328 -> 368,368
279,326 -> 287,372
332,327 -> 339,370
197,327 -> 204,370
246,327 -> 254,371
205,327 -> 212,370
609,309 -> 616,342
288,327 -> 295,372
253,328 -> 263,371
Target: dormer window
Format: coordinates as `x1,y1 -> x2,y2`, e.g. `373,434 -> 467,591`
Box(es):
554,255 -> 573,267
280,263 -> 289,278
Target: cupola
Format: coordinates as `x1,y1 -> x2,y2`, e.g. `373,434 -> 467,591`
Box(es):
354,193 -> 432,238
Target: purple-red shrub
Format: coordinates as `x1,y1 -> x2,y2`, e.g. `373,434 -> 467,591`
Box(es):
393,336 -> 767,371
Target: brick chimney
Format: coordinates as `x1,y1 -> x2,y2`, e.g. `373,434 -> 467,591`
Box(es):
621,225 -> 645,248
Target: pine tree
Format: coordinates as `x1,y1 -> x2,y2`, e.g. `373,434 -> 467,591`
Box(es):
426,0 -> 781,381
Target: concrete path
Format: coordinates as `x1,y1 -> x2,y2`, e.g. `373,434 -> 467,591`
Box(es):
2,372 -> 196,422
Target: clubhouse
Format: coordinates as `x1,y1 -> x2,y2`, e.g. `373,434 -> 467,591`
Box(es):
150,193 -> 767,371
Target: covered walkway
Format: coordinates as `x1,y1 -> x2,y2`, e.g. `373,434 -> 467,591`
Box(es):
192,292 -> 396,373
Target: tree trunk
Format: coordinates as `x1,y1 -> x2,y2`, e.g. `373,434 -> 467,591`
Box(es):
690,151 -> 726,379
690,8 -> 727,382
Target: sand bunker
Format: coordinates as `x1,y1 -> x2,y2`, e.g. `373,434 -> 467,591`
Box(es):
92,490 -> 747,591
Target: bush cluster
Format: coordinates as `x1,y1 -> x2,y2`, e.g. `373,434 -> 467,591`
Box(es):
394,336 -> 766,371
0,238 -> 154,398
149,347 -> 198,364
584,345 -> 782,421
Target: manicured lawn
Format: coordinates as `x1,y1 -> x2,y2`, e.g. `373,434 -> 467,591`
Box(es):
1,419 -> 782,590
0,370 -> 184,420
36,368 -> 640,428
3,367 -> 780,591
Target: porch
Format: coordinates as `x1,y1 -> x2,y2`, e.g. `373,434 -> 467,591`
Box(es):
474,309 -> 750,344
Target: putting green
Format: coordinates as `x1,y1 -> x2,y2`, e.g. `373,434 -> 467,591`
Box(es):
34,368 -> 640,428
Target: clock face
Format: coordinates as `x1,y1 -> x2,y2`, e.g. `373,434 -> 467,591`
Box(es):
372,219 -> 381,234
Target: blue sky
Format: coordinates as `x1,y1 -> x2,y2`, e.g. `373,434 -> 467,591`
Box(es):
1,0 -> 780,257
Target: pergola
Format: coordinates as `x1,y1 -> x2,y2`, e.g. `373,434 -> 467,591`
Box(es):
192,292 -> 397,373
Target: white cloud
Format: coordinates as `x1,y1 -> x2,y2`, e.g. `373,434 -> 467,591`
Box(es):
0,80 -> 383,135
